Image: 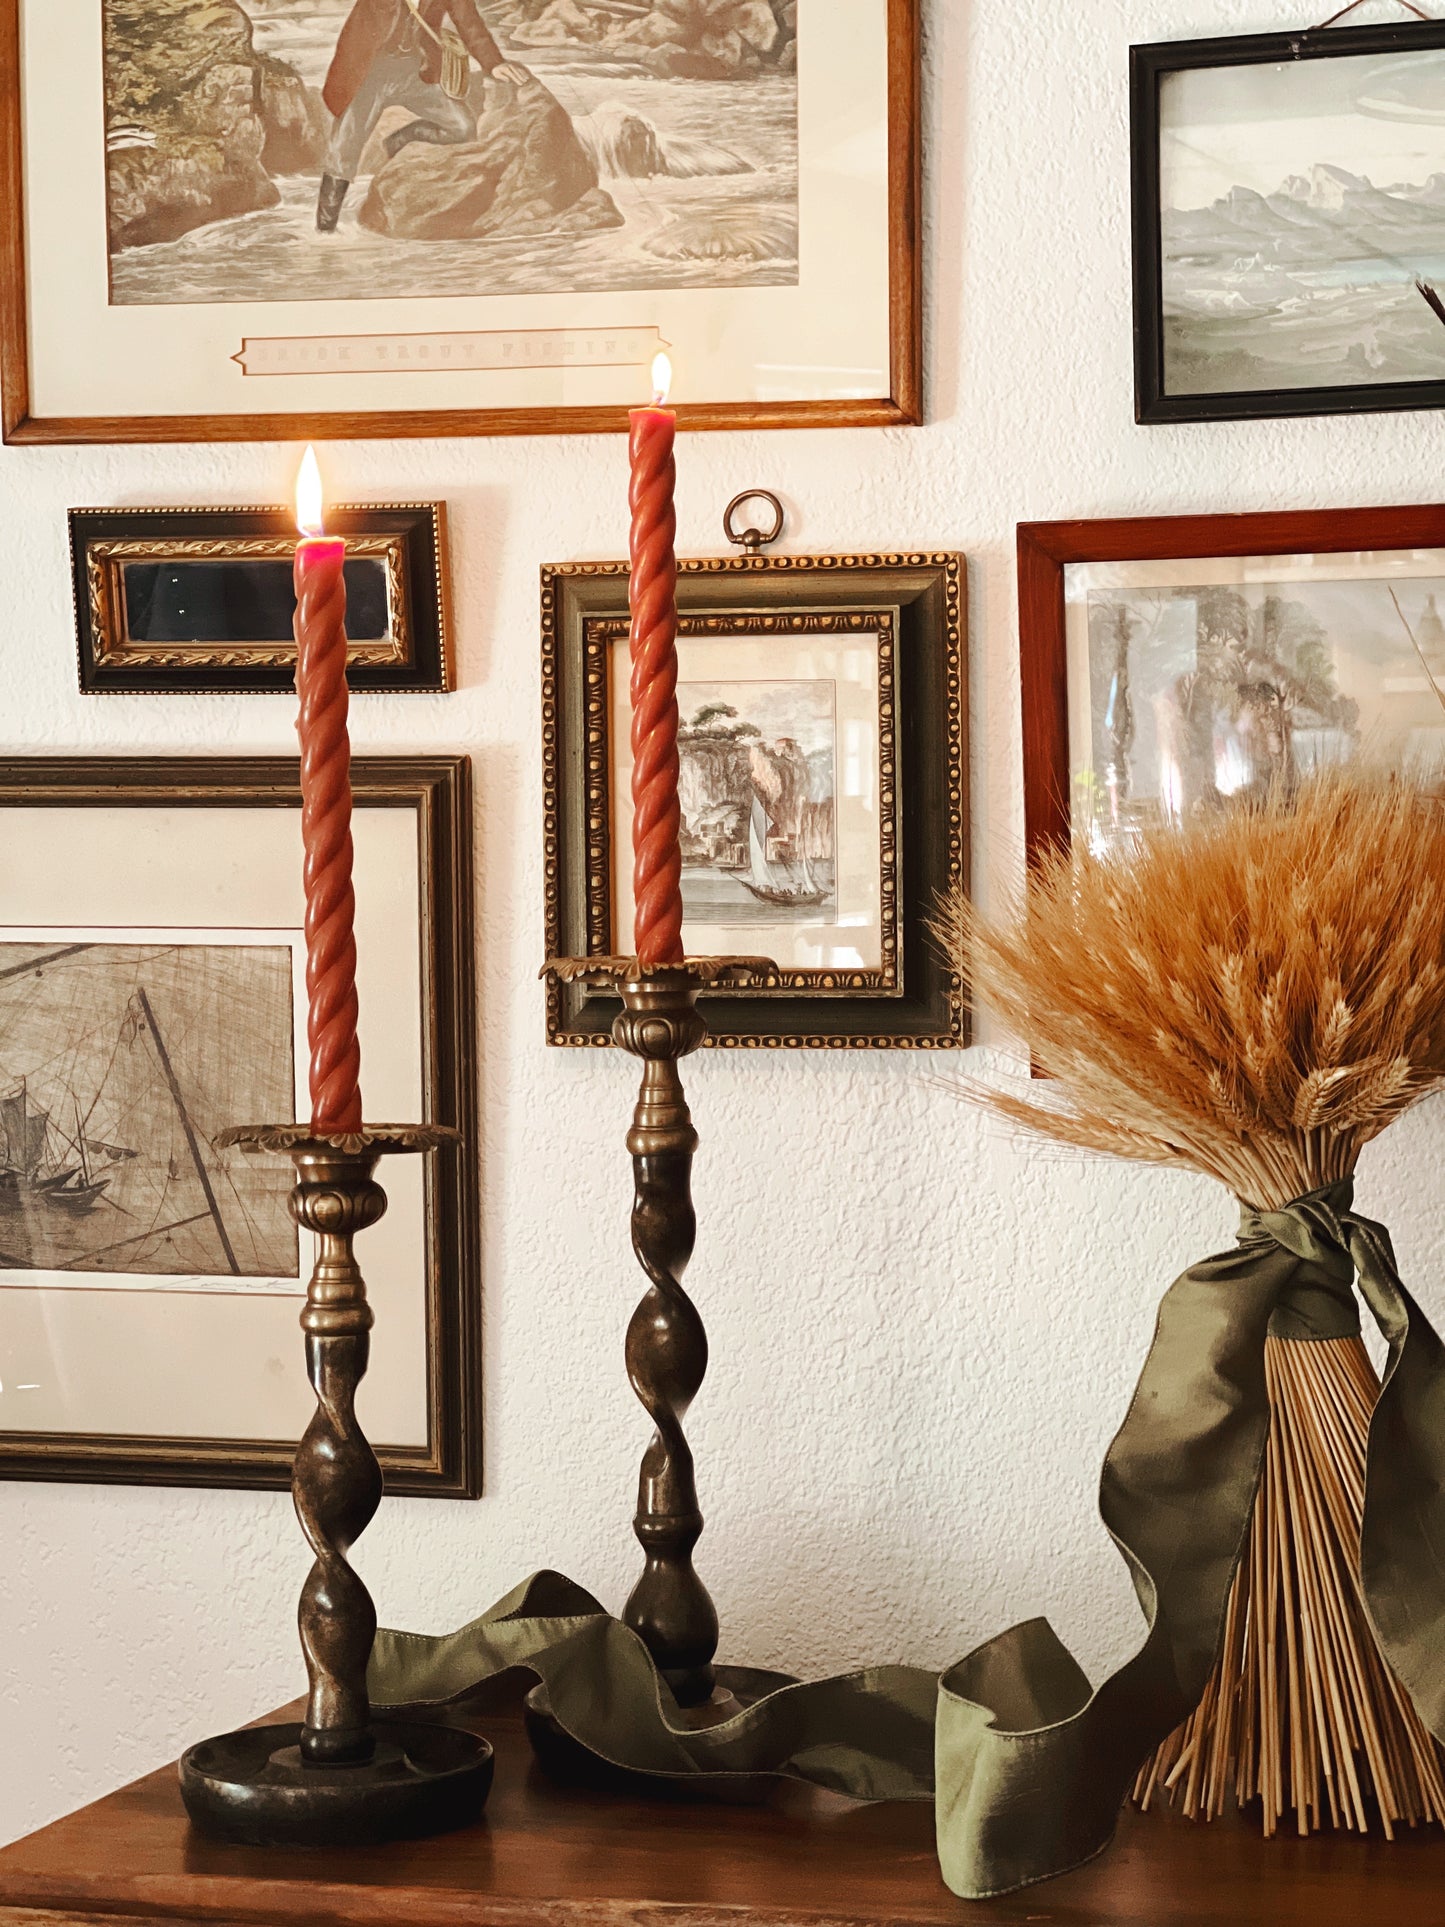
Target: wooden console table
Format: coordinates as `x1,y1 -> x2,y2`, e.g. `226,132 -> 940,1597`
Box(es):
0,1685 -> 1438,1927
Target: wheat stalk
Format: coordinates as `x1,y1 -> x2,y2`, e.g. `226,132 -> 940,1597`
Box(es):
938,774 -> 1445,1210
940,770 -> 1445,1833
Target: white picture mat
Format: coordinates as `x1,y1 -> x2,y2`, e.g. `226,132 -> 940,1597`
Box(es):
0,922 -> 308,1296
0,804 -> 428,1447
610,629 -> 885,970
20,2 -> 894,419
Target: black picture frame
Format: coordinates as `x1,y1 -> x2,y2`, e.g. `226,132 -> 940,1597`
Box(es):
1132,19 -> 1445,425
0,755 -> 480,1499
70,504 -> 452,694
542,554 -> 968,1050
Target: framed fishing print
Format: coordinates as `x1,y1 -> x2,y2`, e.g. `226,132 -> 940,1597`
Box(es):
0,0 -> 920,444
542,552 -> 968,1049
1133,18 -> 1445,423
1018,504 -> 1445,867
71,502 -> 451,694
0,756 -> 481,1497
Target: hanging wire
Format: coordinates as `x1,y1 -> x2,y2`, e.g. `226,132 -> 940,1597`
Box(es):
1315,0 -> 1433,25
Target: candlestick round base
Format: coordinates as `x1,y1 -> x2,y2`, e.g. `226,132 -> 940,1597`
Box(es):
522,1670 -> 785,1806
179,1720 -> 493,1849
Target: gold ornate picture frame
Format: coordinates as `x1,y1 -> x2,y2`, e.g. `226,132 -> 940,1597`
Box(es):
542,553 -> 968,1050
70,504 -> 451,694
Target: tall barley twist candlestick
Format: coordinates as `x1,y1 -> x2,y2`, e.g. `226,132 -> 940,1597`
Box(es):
178,1126 -> 493,1844
616,972 -> 713,1703
538,957 -> 775,1741
295,555 -> 363,1133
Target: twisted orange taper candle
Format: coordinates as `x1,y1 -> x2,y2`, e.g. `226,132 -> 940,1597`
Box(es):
628,357 -> 684,966
294,451 -> 362,1134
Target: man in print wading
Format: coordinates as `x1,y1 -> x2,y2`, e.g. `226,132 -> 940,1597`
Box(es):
316,0 -> 529,232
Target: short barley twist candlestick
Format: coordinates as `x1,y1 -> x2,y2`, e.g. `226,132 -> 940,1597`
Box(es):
179,1125 -> 492,1848
533,957 -> 776,1753
290,1143 -> 385,1764
295,554 -> 363,1132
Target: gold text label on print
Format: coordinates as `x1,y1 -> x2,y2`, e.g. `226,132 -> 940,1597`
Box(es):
232,327 -> 669,378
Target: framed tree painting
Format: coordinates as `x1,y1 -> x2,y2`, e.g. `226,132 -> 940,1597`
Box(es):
543,552 -> 967,1049
0,0 -> 920,444
1019,505 -> 1445,867
1133,18 -> 1445,422
0,756 -> 481,1497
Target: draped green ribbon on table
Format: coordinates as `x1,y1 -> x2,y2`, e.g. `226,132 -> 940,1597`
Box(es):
370,1181 -> 1445,1899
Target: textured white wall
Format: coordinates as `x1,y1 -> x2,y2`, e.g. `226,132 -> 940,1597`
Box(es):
6,0 -> 1445,1846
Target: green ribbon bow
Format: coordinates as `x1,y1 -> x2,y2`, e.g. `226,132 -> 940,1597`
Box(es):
370,1181 -> 1445,1899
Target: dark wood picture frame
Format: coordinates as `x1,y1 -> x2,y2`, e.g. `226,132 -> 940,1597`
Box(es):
543,553 -> 968,1050
70,503 -> 451,694
1019,504 -> 1445,865
0,0 -> 921,445
1132,20 -> 1445,425
0,755 -> 481,1498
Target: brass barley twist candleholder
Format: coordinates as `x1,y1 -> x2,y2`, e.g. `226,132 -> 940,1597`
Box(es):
529,958 -> 776,1765
179,1125 -> 493,1848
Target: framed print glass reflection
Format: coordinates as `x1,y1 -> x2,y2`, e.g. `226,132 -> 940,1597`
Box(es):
543,553 -> 967,1049
1018,506 -> 1445,866
1132,19 -> 1445,423
0,0 -> 919,442
0,756 -> 480,1497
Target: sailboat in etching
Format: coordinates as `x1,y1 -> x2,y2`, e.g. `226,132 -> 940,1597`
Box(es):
0,1080 -> 134,1213
738,795 -> 829,910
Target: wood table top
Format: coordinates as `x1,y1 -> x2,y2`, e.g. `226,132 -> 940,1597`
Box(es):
0,1684 -> 1440,1927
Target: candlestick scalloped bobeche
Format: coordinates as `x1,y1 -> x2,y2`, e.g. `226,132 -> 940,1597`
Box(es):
541,956 -> 779,988
218,1123 -> 458,1157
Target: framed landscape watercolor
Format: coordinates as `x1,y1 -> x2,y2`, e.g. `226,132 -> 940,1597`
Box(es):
1018,507 -> 1445,866
0,756 -> 481,1496
1133,19 -> 1445,423
0,0 -> 920,444
542,552 -> 967,1049
71,502 -> 451,693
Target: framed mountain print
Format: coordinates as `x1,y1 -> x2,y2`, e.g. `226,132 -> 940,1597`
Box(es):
542,552 -> 968,1050
0,0 -> 920,443
1133,19 -> 1445,423
0,756 -> 481,1497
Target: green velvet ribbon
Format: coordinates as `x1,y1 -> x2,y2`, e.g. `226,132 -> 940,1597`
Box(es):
370,1180 -> 1445,1899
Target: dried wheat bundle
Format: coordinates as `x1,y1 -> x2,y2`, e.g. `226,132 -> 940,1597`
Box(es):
940,770 -> 1445,1836
939,772 -> 1445,1213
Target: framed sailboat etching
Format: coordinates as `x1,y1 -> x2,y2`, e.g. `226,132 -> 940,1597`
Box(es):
0,756 -> 481,1497
0,0 -> 920,442
542,552 -> 968,1048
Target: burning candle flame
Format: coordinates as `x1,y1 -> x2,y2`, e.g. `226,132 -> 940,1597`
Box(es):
651,352 -> 673,408
295,445 -> 325,539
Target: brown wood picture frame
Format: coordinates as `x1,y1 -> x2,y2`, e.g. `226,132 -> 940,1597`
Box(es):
0,1 -> 921,444
0,755 -> 481,1498
71,503 -> 452,694
543,552 -> 968,1050
1018,504 -> 1445,866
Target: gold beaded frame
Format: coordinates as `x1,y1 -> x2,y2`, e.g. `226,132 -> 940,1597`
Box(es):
541,552 -> 968,1050
70,503 -> 452,694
